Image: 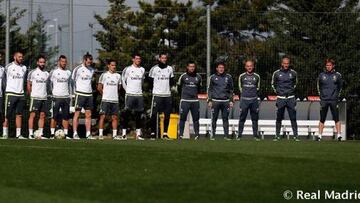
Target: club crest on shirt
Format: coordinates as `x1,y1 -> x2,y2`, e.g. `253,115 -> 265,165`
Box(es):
332,75 -> 337,81
322,75 -> 327,80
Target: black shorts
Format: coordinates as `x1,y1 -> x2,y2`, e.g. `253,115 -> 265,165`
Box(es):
5,94 -> 25,118
74,94 -> 93,111
320,100 -> 339,123
125,95 -> 144,112
51,98 -> 70,120
100,101 -> 119,116
0,97 -> 3,113
29,98 -> 48,113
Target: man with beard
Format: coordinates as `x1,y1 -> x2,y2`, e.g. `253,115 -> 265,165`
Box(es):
71,53 -> 95,139
49,55 -> 72,139
149,53 -> 175,139
27,55 -> 50,139
3,52 -> 27,139
177,61 -> 202,140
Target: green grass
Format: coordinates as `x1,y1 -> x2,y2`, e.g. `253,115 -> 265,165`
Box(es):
0,139 -> 359,203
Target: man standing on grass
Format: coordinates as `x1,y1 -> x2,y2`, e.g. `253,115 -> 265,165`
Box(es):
97,59 -> 122,140
207,62 -> 234,140
149,53 -> 175,140
3,52 -> 27,139
177,61 -> 202,140
71,53 -> 95,139
27,55 -> 50,139
0,53 -> 5,135
271,56 -> 299,141
121,54 -> 146,140
49,55 -> 72,139
317,59 -> 343,141
237,59 -> 261,141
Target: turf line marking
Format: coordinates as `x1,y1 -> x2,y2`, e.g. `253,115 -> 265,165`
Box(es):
0,144 -> 88,150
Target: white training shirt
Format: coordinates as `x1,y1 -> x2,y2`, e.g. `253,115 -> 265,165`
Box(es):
98,71 -> 121,103
71,64 -> 95,96
149,65 -> 174,96
0,66 -> 5,97
122,65 -> 145,96
27,67 -> 50,100
5,62 -> 27,96
49,67 -> 72,98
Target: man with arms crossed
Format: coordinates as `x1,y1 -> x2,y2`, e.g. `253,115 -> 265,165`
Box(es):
271,56 -> 299,141
49,55 -> 72,139
71,53 -> 95,139
237,60 -> 261,141
317,59 -> 343,141
27,55 -> 50,139
97,59 -> 122,140
207,63 -> 234,140
3,52 -> 27,139
177,61 -> 202,140
121,54 -> 145,140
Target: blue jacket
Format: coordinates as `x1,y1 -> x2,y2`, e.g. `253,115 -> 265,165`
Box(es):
207,73 -> 234,102
177,72 -> 202,100
271,68 -> 297,97
317,70 -> 342,101
238,72 -> 260,99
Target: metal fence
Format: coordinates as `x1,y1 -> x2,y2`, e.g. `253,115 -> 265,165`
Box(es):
3,2 -> 360,138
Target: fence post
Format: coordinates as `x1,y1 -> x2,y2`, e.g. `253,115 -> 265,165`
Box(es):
206,4 -> 211,88
5,0 -> 10,65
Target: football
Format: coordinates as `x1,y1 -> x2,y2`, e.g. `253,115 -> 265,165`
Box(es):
34,130 -> 42,139
55,129 -> 65,139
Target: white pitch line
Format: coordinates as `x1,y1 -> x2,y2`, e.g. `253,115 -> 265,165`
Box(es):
0,144 -> 89,150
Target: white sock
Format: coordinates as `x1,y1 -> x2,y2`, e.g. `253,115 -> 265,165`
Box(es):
39,128 -> 43,136
73,130 -> 78,135
29,129 -> 34,136
99,129 -> 103,136
136,129 -> 141,136
318,134 -> 322,139
50,128 -> 55,135
16,128 -> 21,137
64,129 -> 68,135
122,129 -> 126,136
337,133 -> 342,138
86,131 -> 91,137
113,130 -> 117,137
3,127 -> 8,136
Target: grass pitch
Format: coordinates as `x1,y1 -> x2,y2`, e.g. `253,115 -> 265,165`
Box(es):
0,139 -> 359,203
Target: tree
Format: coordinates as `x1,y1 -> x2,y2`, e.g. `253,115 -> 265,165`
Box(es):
94,0 -> 132,69
200,0 -> 277,95
268,0 -> 360,95
23,9 -> 58,69
268,0 -> 360,136
126,0 -> 207,71
0,1 -> 27,65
